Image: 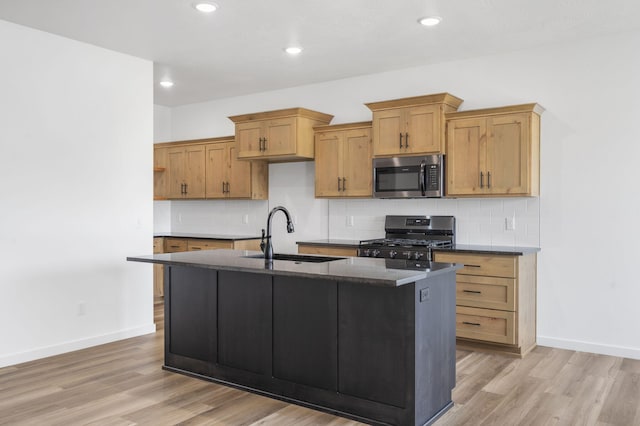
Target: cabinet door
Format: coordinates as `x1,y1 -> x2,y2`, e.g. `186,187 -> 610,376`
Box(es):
372,109 -> 404,156
446,117 -> 487,196
486,113 -> 531,195
405,105 -> 440,154
314,131 -> 342,197
342,129 -> 372,197
264,117 -> 296,157
183,145 -> 206,198
236,121 -> 264,158
167,147 -> 186,198
205,143 -> 228,198
227,144 -> 252,198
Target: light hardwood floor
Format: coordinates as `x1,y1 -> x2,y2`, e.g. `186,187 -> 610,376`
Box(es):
1,303 -> 639,426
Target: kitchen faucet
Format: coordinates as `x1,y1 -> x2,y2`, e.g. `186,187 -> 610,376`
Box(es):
261,206 -> 295,262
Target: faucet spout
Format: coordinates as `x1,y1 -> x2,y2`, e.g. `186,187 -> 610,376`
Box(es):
262,206 -> 295,262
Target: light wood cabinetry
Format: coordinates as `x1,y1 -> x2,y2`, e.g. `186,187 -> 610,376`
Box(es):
229,108 -> 333,162
433,251 -> 537,357
205,139 -> 268,199
154,137 -> 268,200
153,237 -> 164,298
366,93 -> 463,157
166,144 -> 206,199
297,244 -> 358,257
445,104 -> 543,197
314,122 -> 372,198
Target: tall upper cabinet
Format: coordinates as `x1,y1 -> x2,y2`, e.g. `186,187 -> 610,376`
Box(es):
229,108 -> 333,162
445,104 -> 543,197
366,93 -> 463,157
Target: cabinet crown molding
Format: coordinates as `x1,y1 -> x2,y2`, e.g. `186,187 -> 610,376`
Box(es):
228,107 -> 334,123
313,121 -> 372,132
155,135 -> 234,148
446,103 -> 544,119
365,92 -> 463,111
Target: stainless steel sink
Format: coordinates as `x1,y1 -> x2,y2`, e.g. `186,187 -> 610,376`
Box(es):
244,253 -> 346,263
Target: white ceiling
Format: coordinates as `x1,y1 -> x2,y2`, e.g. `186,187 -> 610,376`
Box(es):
1,0 -> 639,107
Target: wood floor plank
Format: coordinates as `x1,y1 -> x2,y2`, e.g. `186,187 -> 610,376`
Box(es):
1,301 -> 639,426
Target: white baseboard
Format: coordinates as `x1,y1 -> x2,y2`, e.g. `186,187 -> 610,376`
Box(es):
0,324 -> 156,368
538,336 -> 640,360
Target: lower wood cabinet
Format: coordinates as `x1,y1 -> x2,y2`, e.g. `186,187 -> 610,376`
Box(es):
297,244 -> 358,257
433,251 -> 537,357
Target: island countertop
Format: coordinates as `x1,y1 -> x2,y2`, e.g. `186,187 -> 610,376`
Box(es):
127,249 -> 460,287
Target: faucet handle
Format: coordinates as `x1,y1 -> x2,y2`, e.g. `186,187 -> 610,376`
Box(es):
260,229 -> 266,253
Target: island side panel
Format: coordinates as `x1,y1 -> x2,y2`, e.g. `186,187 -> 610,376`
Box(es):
217,270 -> 272,376
273,276 -> 338,391
338,281 -> 415,411
413,272 -> 457,425
164,265 -> 217,376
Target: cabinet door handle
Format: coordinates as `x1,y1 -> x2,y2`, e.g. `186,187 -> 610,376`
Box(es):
463,290 -> 482,294
342,177 -> 346,191
226,182 -> 230,193
464,264 -> 482,268
222,182 -> 226,193
480,172 -> 484,188
463,321 -> 481,327
405,132 -> 409,148
487,171 -> 491,189
399,132 -> 403,148
337,177 -> 342,191
184,183 -> 188,195
263,137 -> 268,151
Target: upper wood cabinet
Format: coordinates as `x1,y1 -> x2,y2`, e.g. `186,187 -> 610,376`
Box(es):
365,93 -> 463,157
205,139 -> 268,199
445,104 -> 543,197
154,137 -> 268,201
314,122 -> 373,198
229,108 -> 333,162
167,144 -> 206,199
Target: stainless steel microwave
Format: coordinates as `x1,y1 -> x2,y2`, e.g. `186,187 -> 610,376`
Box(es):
373,154 -> 444,198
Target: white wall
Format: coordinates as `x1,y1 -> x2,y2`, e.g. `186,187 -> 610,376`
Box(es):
158,30 -> 640,359
0,20 -> 155,367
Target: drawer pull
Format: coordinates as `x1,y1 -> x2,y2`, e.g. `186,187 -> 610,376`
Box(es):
191,247 -> 202,250
463,321 -> 481,327
463,290 -> 482,294
169,245 -> 180,248
464,264 -> 482,268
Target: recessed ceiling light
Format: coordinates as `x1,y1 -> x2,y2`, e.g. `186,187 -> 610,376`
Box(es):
284,46 -> 303,55
159,80 -> 174,88
418,16 -> 442,27
193,2 -> 218,13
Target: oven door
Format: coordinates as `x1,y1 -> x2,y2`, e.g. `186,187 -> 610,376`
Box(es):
373,155 -> 443,198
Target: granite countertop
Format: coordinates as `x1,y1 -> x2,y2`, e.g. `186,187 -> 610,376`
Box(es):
154,233 -> 261,241
127,249 -> 460,287
296,239 -> 540,256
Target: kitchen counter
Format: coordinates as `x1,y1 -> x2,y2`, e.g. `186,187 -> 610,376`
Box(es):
154,232 -> 260,240
297,239 -> 540,256
128,249 -> 460,287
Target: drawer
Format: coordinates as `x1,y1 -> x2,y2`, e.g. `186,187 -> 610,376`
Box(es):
153,237 -> 164,254
187,239 -> 233,251
456,306 -> 516,345
298,245 -> 357,257
164,238 -> 188,253
434,252 -> 516,278
457,275 -> 516,311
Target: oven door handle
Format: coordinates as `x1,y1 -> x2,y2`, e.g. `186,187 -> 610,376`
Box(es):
419,160 -> 426,196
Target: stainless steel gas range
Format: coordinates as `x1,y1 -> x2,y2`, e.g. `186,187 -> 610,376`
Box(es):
357,215 -> 455,263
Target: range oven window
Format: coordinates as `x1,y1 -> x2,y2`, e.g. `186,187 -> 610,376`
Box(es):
375,165 -> 421,193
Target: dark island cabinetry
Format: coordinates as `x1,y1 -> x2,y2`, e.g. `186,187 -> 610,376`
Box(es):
162,263 -> 456,426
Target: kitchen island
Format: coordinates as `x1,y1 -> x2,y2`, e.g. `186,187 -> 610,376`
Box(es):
127,249 -> 460,426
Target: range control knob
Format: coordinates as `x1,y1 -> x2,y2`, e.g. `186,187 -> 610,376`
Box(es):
372,249 -> 381,257
389,250 -> 397,259
414,252 -> 424,260
361,249 -> 371,257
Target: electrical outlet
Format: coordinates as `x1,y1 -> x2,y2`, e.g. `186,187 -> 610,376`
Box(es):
242,214 -> 249,224
347,216 -> 354,227
77,301 -> 86,316
178,213 -> 183,223
420,287 -> 430,302
505,216 -> 516,231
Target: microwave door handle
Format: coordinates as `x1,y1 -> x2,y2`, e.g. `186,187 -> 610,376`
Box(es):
419,160 -> 426,196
